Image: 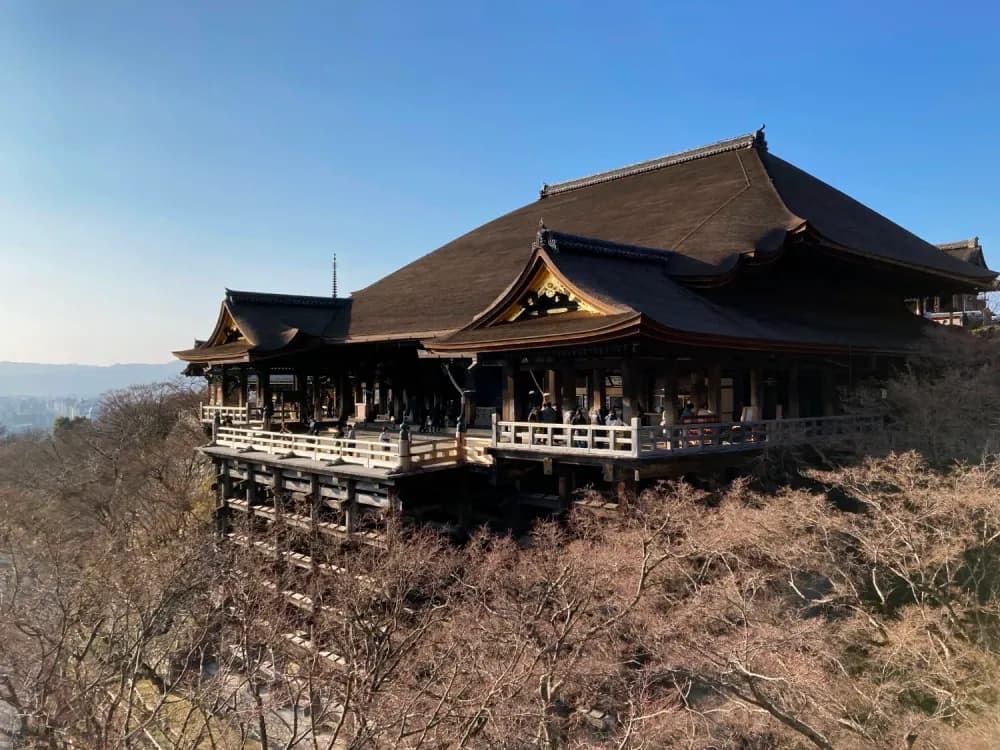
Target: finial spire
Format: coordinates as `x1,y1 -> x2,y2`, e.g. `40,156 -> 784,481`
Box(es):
331,254 -> 338,298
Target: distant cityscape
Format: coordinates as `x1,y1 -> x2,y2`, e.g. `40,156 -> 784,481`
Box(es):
0,360 -> 186,434
0,395 -> 100,434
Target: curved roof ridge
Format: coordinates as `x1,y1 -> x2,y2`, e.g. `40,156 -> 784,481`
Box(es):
539,128 -> 766,198
936,237 -> 980,251
226,289 -> 350,307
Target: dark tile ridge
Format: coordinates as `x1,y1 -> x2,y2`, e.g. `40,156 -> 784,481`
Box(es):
539,127 -> 766,198
538,225 -> 673,264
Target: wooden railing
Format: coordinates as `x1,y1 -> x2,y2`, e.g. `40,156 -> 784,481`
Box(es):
493,418 -> 640,458
639,415 -> 882,455
493,415 -> 881,459
201,404 -> 254,424
210,416 -> 878,470
214,425 -> 403,470
200,403 -> 299,425
212,425 -> 463,471
464,436 -> 493,465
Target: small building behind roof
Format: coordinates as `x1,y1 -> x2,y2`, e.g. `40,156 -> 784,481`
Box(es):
908,237 -> 994,327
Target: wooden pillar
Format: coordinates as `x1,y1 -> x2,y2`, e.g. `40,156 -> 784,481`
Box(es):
621,359 -> 639,421
220,461 -> 233,500
749,367 -> 761,420
732,370 -> 745,422
258,368 -> 272,430
822,368 -> 837,416
311,376 -> 323,421
787,363 -> 801,419
557,472 -> 570,504
661,364 -> 678,425
546,369 -> 560,408
272,470 -> 285,571
295,369 -> 308,423
344,480 -> 357,534
560,363 -> 577,411
707,363 -> 722,416
309,474 -> 321,569
219,365 -> 229,406
502,360 -> 517,421
239,367 -> 249,407
216,461 -> 231,536
309,473 -> 321,623
339,373 -> 351,420
455,420 -> 466,465
591,368 -> 606,414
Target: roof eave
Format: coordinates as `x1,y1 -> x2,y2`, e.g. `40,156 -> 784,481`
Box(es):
804,228 -> 997,290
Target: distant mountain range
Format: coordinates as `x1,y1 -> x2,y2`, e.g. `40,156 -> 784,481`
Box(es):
0,361 -> 187,398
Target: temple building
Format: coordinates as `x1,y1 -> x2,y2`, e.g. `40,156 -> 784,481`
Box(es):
909,237 -> 994,327
176,129 -> 996,533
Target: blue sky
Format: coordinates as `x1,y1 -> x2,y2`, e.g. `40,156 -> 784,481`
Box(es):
1,1 -> 998,365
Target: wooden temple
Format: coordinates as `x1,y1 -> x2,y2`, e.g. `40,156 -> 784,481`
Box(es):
176,129 -> 996,534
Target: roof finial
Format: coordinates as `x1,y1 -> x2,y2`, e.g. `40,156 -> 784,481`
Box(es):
536,218 -> 547,245
753,124 -> 767,151
331,253 -> 338,298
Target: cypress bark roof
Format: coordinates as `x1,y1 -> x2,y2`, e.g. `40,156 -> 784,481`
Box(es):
431,229 -> 936,356
175,131 -> 997,364
173,290 -> 350,362
348,130 -> 995,340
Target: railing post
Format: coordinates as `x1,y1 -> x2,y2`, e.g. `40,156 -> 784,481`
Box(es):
491,413 -> 499,448
211,412 -> 220,446
398,430 -> 412,472
630,418 -> 640,457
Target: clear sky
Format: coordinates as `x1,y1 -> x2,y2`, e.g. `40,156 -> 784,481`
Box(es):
1,1 -> 998,365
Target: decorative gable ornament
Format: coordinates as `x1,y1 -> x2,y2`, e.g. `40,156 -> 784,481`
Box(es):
505,269 -> 600,322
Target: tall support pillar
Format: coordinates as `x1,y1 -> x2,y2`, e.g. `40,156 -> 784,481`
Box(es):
661,364 -> 678,425
309,473 -> 321,621
216,461 -> 232,536
295,369 -> 308,424
239,367 -> 249,407
272,471 -> 285,571
787,363 -> 801,419
822,368 -> 837,416
707,364 -> 722,416
502,359 -> 517,422
311,376 -> 323,422
343,480 -> 358,534
560,363 -> 577,413
338,373 -> 350,420
258,368 -> 272,430
219,365 -> 230,406
244,463 -> 257,541
621,359 -> 640,421
546,369 -> 561,408
591,368 -> 606,414
749,367 -> 761,420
